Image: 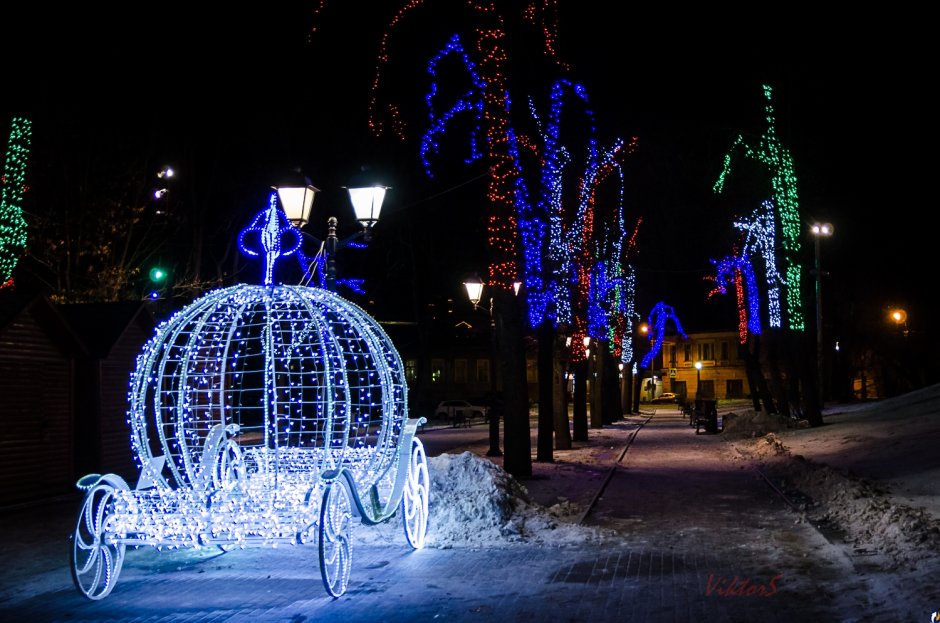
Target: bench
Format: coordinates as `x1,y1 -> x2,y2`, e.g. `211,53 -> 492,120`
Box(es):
691,399 -> 720,434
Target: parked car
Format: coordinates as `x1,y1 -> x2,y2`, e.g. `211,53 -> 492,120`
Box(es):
434,400 -> 489,427
650,392 -> 678,404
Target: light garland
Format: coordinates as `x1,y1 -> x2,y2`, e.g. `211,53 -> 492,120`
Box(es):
733,199 -> 782,328
70,200 -> 428,600
525,78 -> 597,328
368,0 -> 570,140
367,2 -> 640,363
127,283 -> 407,498
0,117 -> 32,288
238,193 -> 302,286
707,253 -> 761,344
714,85 -> 805,331
640,302 -> 687,369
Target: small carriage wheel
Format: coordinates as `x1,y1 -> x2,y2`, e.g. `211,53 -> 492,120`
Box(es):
70,479 -> 127,600
319,481 -> 352,597
213,439 -> 246,491
401,437 -> 429,549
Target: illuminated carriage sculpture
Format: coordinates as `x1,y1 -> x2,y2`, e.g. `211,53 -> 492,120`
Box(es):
70,196 -> 429,600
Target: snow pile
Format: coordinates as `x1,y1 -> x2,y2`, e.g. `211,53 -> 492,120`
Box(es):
780,454 -> 940,569
352,451 -> 610,549
721,409 -> 809,437
737,433 -> 940,570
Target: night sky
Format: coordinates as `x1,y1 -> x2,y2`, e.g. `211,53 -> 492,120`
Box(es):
2,4 -> 931,337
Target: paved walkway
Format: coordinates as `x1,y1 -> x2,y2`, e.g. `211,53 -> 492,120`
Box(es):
0,408 -> 907,622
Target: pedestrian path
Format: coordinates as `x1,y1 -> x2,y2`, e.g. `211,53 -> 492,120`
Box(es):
0,409 -> 882,622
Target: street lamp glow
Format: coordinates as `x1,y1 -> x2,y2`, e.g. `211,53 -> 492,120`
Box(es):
811,221 -> 834,404
889,308 -> 907,325
695,361 -> 703,399
274,180 -> 320,228
345,185 -> 388,237
462,274 -> 501,457
463,276 -> 484,308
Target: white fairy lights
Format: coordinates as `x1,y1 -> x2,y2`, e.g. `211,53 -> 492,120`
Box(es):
127,284 -> 408,503
71,199 -> 429,600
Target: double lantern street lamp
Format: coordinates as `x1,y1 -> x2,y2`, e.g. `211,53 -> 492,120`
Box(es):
811,222 -> 834,403
273,176 -> 388,292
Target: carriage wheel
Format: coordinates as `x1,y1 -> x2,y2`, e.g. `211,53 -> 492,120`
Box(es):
401,437 -> 429,549
319,481 -> 352,597
213,439 -> 246,491
70,479 -> 127,600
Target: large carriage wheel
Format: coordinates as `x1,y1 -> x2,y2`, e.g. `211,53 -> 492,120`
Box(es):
319,481 -> 352,597
401,437 -> 429,549
70,477 -> 128,600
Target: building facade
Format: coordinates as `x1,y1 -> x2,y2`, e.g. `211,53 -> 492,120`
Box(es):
649,330 -> 751,403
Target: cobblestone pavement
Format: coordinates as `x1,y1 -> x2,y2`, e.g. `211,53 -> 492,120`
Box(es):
0,408 -> 912,622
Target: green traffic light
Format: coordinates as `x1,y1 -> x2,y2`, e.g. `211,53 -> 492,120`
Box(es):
149,267 -> 167,282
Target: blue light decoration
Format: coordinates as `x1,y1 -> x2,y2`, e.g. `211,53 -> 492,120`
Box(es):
713,84 -> 805,331
620,266 -> 638,365
733,199 -> 782,329
0,117 -> 32,289
240,194 -> 370,294
640,302 -> 687,369
531,78 -> 596,329
69,197 -> 430,601
367,1 -> 640,369
420,34 -> 486,178
707,253 -> 761,344
237,192 -> 302,286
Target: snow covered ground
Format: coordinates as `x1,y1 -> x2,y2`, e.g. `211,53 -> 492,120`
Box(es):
353,386 -> 940,619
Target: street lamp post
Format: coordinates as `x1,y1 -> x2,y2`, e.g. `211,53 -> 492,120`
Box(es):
694,361 -> 703,400
464,276 -> 502,457
274,173 -> 388,292
571,336 -> 589,442
811,222 -> 833,402
889,308 -> 909,338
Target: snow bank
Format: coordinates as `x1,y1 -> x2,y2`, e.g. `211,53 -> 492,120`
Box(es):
352,451 -> 610,549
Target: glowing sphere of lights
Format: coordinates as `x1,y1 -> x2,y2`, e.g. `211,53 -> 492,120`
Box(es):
70,280 -> 429,601
128,284 -> 408,492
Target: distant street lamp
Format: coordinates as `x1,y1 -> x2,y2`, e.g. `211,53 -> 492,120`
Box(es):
274,172 -> 388,292
811,222 -> 834,402
464,275 -> 502,457
694,361 -> 703,399
889,307 -> 909,337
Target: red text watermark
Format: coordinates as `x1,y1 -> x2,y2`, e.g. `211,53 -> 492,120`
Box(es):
705,573 -> 782,597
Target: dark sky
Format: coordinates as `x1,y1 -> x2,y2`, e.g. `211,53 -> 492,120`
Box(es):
2,3 -> 931,334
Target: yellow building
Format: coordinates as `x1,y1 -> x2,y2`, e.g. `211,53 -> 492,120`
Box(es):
652,330 -> 751,402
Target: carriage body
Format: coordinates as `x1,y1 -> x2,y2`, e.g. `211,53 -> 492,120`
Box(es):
71,284 -> 429,599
